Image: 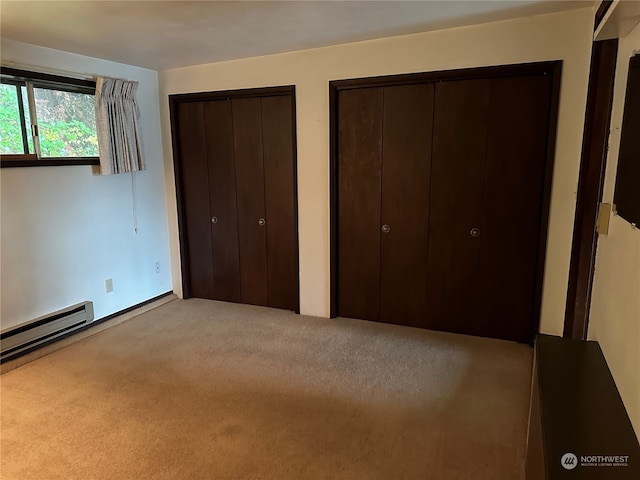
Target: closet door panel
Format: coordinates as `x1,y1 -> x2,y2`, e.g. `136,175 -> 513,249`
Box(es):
261,95 -> 298,311
477,75 -> 552,342
177,102 -> 215,299
379,84 -> 434,327
337,88 -> 383,321
233,97 -> 269,307
426,79 -> 490,334
204,100 -> 241,303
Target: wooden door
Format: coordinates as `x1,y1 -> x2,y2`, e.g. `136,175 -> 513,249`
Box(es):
172,87 -> 299,312
476,74 -> 552,342
232,97 -> 269,307
203,100 -> 241,303
175,100 -> 242,303
379,84 -> 433,327
338,84 -> 434,324
426,79 -> 490,334
231,95 -> 299,310
332,64 -> 558,343
426,74 -> 552,342
175,101 -> 215,299
337,88 -> 383,321
262,95 -> 299,311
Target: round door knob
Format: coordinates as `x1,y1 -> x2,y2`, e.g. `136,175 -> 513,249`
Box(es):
381,224 -> 391,234
470,227 -> 480,238
211,216 -> 218,224
258,218 -> 266,226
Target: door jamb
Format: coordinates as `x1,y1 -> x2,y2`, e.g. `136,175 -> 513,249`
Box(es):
564,38 -> 619,339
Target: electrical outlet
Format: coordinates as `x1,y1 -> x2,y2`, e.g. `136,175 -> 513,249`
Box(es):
155,262 -> 161,274
105,278 -> 113,293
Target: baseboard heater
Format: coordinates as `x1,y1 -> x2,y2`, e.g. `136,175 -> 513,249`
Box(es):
1,301 -> 94,362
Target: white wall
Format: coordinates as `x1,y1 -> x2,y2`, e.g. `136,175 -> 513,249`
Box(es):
159,8 -> 594,334
0,40 -> 172,330
589,23 -> 640,436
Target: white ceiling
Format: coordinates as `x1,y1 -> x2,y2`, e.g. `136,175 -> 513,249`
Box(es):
1,1 -> 595,71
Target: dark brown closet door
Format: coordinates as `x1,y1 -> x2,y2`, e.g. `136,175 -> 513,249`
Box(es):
203,100 -> 241,303
232,97 -> 269,307
379,84 -> 434,327
337,88 -> 383,321
426,79 -> 490,334
476,75 -> 552,342
176,101 -> 215,299
261,95 -> 298,311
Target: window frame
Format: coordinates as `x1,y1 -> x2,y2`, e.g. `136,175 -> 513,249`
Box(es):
0,67 -> 100,168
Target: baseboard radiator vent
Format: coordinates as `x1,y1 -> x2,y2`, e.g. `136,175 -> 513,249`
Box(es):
1,301 -> 94,362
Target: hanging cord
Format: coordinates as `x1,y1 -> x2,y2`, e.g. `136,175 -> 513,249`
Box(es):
131,171 -> 138,234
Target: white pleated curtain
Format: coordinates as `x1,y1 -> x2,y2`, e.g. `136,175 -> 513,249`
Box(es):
95,77 -> 145,175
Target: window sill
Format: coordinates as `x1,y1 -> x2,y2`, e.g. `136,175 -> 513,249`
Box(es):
0,156 -> 100,168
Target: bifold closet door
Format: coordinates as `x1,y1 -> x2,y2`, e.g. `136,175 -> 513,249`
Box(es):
176,101 -> 216,299
426,79 -> 490,334
174,89 -> 298,311
232,97 -> 269,306
426,74 -> 552,342
231,96 -> 298,310
338,88 -> 383,321
176,100 -> 241,303
261,95 -> 298,311
379,84 -> 433,326
204,100 -> 241,303
337,84 -> 433,324
476,74 -> 551,342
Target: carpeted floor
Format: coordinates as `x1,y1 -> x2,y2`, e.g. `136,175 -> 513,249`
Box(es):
1,298 -> 533,479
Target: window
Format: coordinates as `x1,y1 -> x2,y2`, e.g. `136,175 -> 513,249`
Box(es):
0,67 -> 99,167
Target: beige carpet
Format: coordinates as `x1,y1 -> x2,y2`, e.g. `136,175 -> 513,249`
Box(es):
1,298 -> 533,479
